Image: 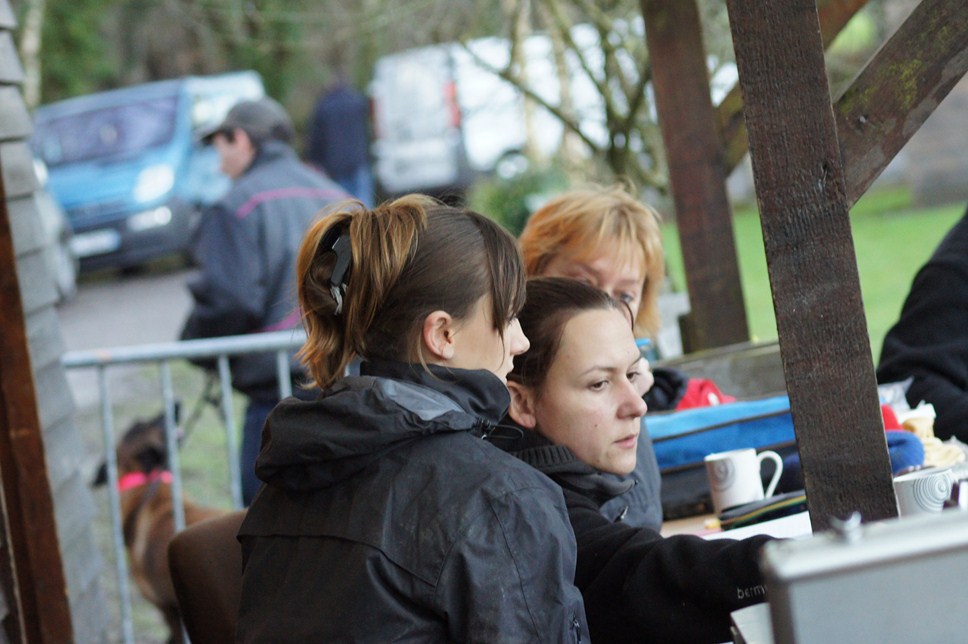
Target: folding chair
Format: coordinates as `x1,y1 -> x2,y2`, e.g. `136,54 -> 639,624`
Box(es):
168,509 -> 247,643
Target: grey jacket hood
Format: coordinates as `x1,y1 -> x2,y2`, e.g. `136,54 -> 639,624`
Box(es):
256,360 -> 510,491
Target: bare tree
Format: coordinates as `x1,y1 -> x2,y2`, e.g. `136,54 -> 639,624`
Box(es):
454,0 -> 664,189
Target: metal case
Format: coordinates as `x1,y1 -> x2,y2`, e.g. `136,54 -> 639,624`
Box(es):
760,510 -> 968,643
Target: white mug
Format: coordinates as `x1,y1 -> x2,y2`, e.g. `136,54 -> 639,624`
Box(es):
704,448 -> 784,514
893,467 -> 953,516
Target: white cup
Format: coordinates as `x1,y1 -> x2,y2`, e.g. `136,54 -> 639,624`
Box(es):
893,467 -> 953,516
704,448 -> 784,514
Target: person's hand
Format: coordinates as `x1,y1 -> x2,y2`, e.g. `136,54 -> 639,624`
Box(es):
635,357 -> 655,397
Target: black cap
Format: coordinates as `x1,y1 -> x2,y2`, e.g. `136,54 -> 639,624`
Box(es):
199,97 -> 294,145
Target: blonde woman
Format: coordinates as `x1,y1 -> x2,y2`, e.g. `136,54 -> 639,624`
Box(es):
519,183 -> 665,339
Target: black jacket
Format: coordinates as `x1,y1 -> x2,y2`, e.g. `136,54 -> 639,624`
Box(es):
180,140 -> 348,398
237,362 -> 589,643
878,205 -> 968,442
494,426 -> 771,644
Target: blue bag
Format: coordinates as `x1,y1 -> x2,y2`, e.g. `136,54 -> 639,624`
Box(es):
645,395 -> 796,518
649,394 -> 795,472
648,395 -> 925,518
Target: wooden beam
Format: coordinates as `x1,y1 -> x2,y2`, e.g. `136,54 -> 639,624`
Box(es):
641,0 -> 871,353
642,0 -> 749,351
0,157 -> 74,641
836,0 -> 968,206
726,0 -> 897,530
718,0 -> 871,173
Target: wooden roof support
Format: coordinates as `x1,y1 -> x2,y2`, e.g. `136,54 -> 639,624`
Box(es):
719,0 -> 968,208
642,0 -> 749,352
725,0 -> 897,530
0,160 -> 73,642
640,0 -> 871,353
718,0 -> 871,174
836,0 -> 968,205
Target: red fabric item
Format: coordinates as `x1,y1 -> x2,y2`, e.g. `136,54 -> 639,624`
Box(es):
673,379 -> 906,432
675,378 -> 737,410
880,404 -> 903,430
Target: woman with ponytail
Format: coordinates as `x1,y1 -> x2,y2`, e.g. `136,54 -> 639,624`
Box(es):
237,196 -> 588,642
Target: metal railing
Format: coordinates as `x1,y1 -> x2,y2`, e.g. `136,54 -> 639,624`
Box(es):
63,329 -> 306,644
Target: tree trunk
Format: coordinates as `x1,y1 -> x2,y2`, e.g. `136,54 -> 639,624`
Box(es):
504,0 -> 541,163
17,0 -> 45,109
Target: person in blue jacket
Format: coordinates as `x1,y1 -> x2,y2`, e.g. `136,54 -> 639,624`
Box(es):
306,80 -> 374,207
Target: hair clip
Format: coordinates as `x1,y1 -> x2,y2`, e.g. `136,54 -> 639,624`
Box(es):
321,225 -> 352,315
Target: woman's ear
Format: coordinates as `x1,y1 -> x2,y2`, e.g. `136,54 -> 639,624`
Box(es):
422,310 -> 456,361
507,381 -> 538,429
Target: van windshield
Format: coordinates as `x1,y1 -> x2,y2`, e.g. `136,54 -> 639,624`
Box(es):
35,95 -> 179,167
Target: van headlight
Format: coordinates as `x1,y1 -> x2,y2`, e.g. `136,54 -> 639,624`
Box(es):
128,206 -> 172,232
133,164 -> 175,202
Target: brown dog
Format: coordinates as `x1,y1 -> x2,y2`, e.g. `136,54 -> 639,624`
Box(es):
94,410 -> 225,643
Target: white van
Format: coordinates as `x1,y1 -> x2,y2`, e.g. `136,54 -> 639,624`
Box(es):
369,29 -> 608,197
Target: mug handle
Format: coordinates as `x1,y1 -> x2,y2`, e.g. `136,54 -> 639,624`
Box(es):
758,450 -> 784,497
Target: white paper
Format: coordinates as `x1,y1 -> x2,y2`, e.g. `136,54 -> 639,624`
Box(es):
704,511 -> 813,540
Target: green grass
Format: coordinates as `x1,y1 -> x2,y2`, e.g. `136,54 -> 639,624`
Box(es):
661,186 -> 965,360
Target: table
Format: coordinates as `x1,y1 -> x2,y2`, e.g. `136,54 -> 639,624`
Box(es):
662,511 -> 813,540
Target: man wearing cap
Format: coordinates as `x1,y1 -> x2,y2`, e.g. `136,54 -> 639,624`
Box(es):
180,97 -> 349,505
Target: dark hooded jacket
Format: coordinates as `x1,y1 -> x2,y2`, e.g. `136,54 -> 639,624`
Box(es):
599,417 -> 662,529
877,205 -> 968,442
493,425 -> 771,644
237,361 -> 589,643
180,140 -> 348,399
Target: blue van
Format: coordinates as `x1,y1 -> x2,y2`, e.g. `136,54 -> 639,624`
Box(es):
31,71 -> 264,272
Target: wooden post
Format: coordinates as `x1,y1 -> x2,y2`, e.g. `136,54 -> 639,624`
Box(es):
642,0 -> 749,352
725,0 -> 897,530
0,157 -> 74,642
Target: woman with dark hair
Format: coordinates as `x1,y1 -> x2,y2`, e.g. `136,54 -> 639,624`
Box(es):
497,276 -> 771,644
519,183 -> 668,528
237,197 -> 588,642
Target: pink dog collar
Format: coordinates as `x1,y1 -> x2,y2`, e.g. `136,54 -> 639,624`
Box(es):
117,470 -> 173,492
